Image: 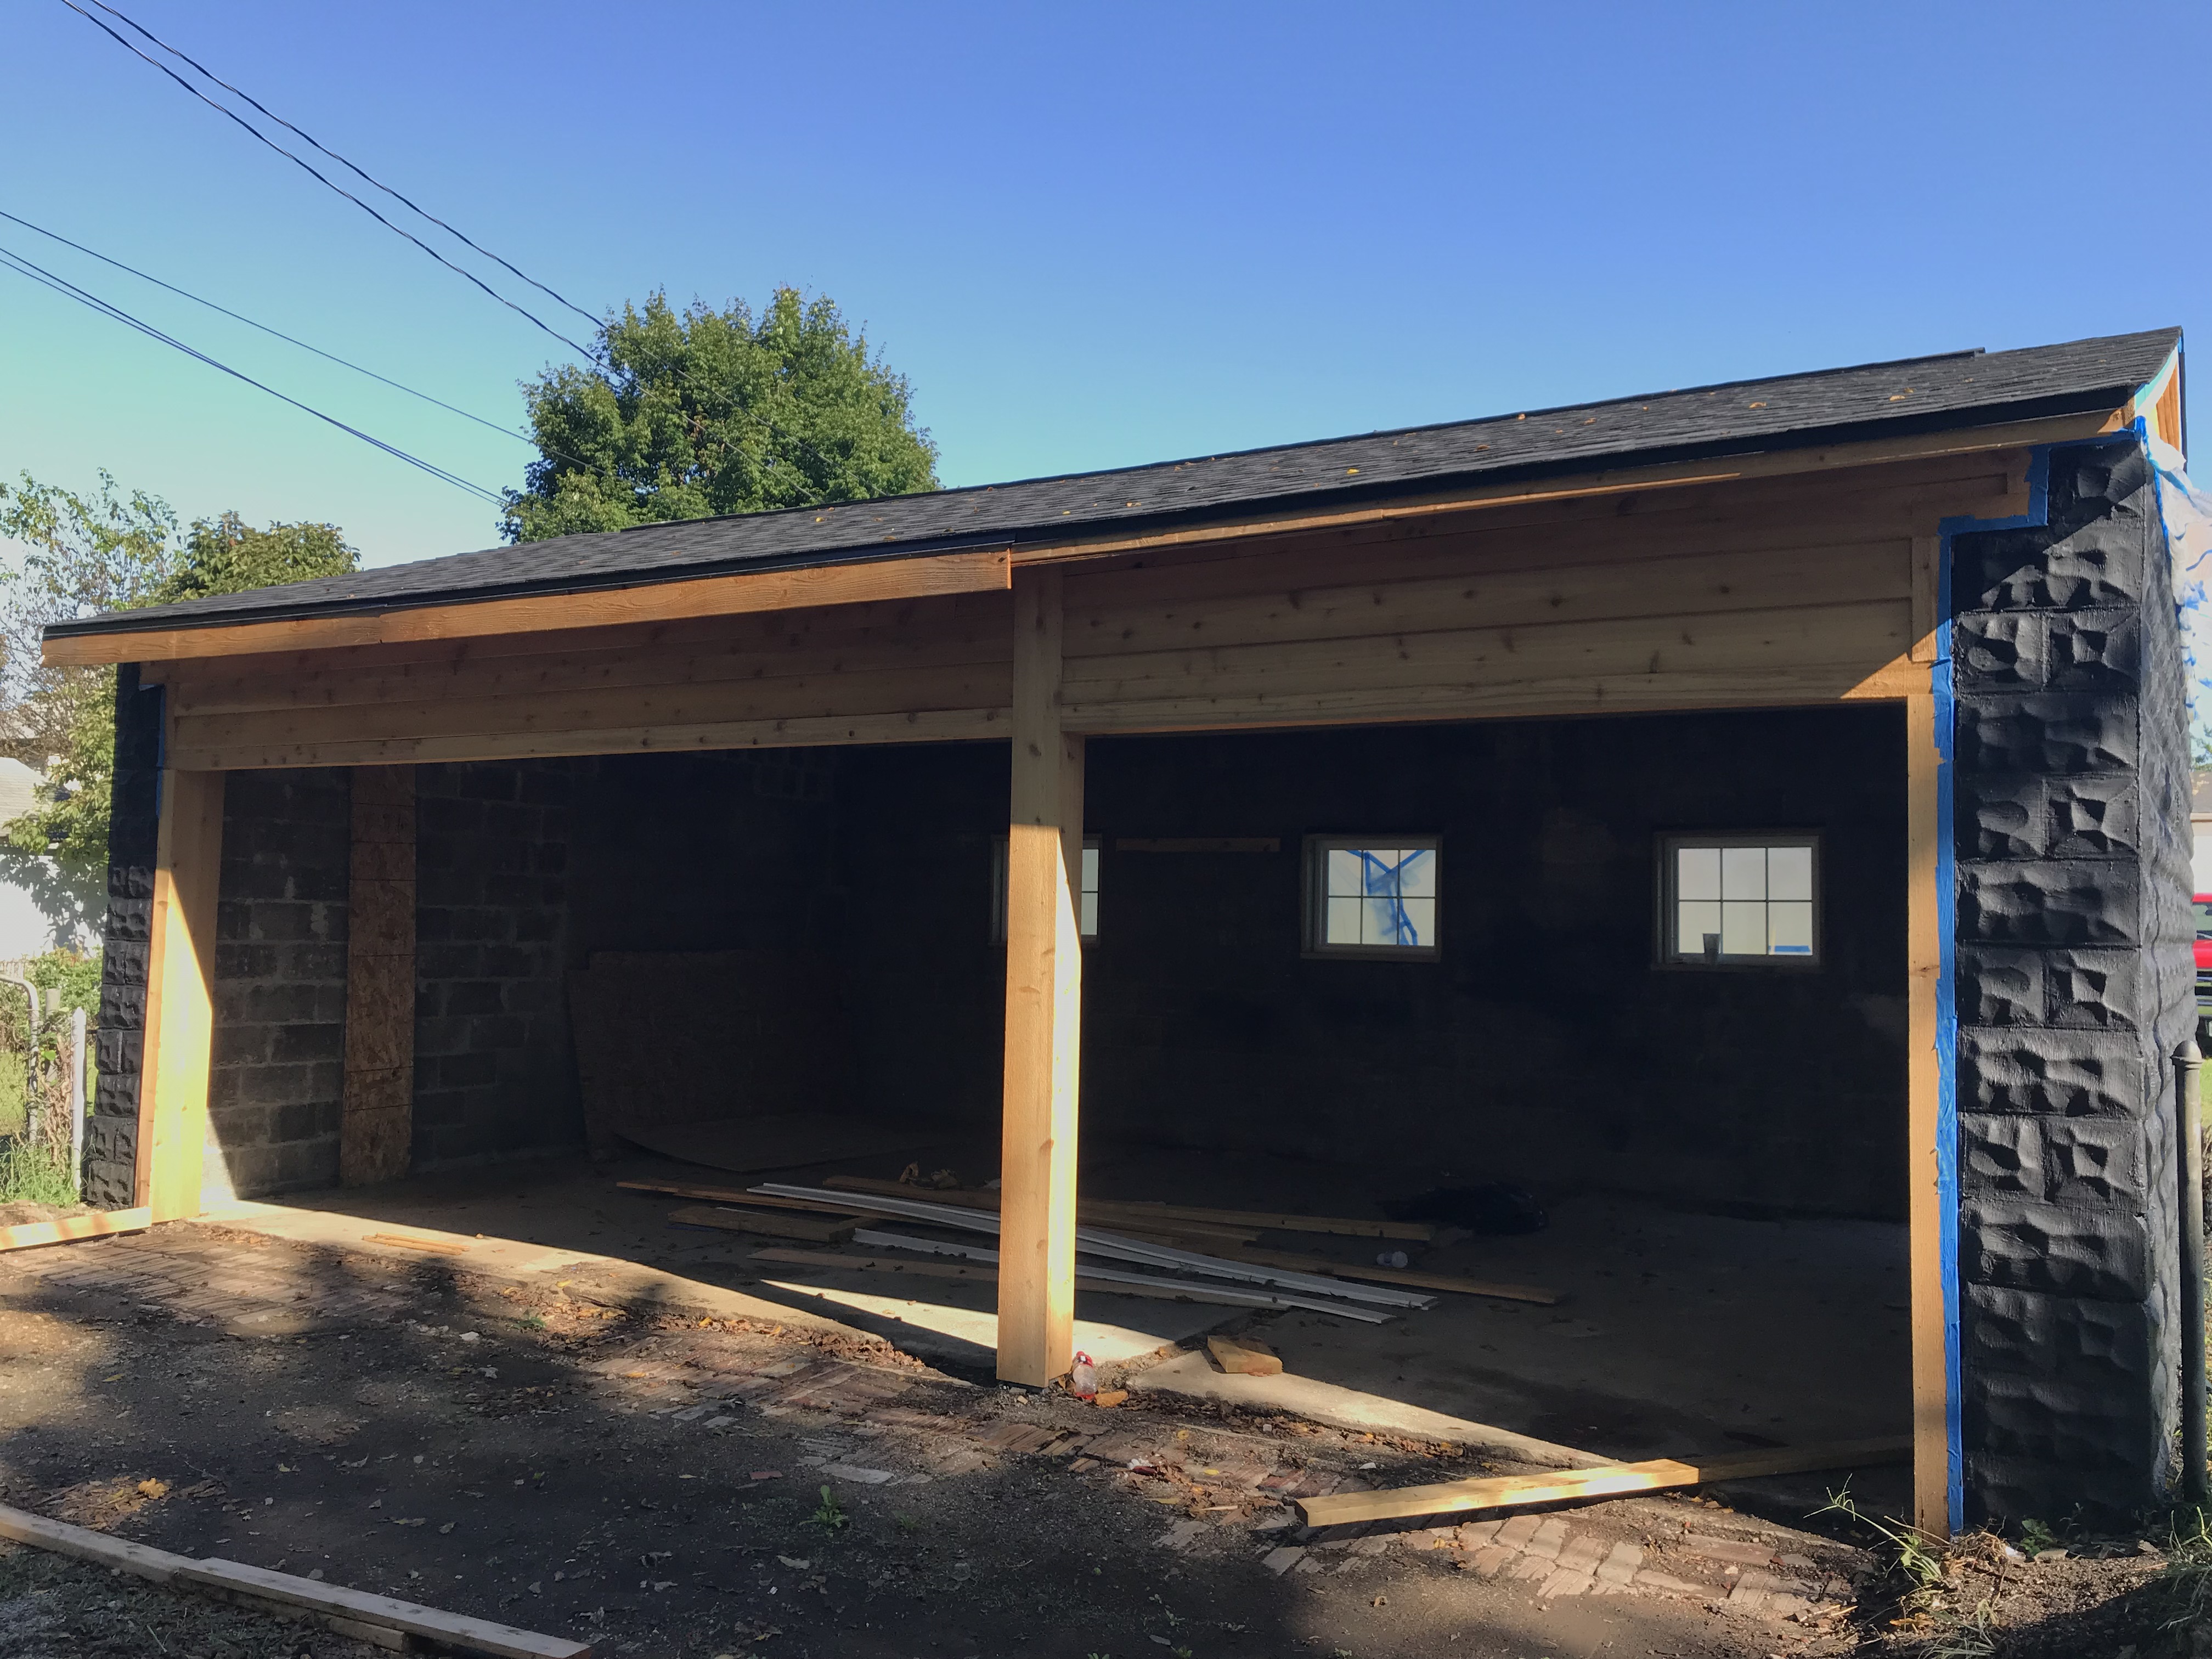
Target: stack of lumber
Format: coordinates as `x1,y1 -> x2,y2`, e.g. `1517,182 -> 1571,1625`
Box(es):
819,1176 -> 1559,1305
732,1181 -> 1422,1322
616,1173 -> 1561,1311
614,1177 -> 1566,1318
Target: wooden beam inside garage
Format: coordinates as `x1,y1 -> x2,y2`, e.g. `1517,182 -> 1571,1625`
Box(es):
997,567 -> 1085,1387
138,769 -> 224,1222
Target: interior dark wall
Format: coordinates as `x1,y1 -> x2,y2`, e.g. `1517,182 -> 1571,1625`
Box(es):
824,707 -> 1911,1218
410,760 -> 579,1167
570,749 -> 843,956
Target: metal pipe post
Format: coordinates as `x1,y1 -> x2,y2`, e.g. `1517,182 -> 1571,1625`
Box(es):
2179,1037 -> 2207,1505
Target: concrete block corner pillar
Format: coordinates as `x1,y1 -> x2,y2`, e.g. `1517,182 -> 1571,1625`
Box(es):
997,569 -> 1085,1386
340,765 -> 416,1186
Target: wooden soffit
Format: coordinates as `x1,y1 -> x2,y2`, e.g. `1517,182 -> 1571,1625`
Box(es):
42,545 -> 1014,669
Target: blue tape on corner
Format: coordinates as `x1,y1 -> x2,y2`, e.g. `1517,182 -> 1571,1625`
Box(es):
1934,445 -> 2054,1533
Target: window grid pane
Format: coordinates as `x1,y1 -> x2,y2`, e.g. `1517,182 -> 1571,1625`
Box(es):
1313,841 -> 1439,952
1666,838 -> 1816,964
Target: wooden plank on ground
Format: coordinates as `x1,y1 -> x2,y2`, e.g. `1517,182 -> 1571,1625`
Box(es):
362,1231 -> 470,1256
175,1559 -> 591,1659
1206,1333 -> 1282,1375
1296,1435 -> 1914,1527
667,1205 -> 856,1244
0,1500 -> 193,1583
1226,1246 -> 1558,1306
0,1207 -> 153,1253
751,1248 -> 1286,1311
619,1179 -> 895,1218
821,1175 -> 1426,1242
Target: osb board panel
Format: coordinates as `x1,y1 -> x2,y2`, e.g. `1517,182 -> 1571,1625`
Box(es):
340,765 -> 414,1188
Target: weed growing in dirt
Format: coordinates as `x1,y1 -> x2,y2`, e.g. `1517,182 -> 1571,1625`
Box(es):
2018,1516 -> 2061,1556
0,1135 -> 75,1205
806,1485 -> 848,1532
1920,1599 -> 1996,1658
2158,1504 -> 2212,1629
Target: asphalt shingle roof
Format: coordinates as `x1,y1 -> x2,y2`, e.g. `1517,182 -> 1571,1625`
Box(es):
50,326 -> 2180,639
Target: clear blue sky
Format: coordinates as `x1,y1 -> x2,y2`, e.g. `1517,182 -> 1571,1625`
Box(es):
2,0 -> 2205,571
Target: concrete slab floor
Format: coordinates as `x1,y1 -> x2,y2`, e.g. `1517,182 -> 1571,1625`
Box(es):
241,1135 -> 1912,1518
231,1149 -> 1236,1373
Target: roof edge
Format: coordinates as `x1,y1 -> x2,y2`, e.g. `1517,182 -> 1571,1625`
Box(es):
46,386 -> 2144,645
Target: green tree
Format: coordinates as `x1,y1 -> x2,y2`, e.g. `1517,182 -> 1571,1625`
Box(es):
0,479 -> 357,877
503,287 -> 938,542
151,511 -> 354,607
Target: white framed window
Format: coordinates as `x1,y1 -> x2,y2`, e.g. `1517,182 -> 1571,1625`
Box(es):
991,836 -> 1100,942
1303,836 -> 1440,958
1660,833 -> 1819,967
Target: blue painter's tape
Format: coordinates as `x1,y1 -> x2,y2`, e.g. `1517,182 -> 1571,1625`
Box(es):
1931,442 -> 2061,1532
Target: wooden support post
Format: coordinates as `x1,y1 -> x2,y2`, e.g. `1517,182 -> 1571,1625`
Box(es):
998,568 -> 1085,1386
341,766 -> 416,1186
137,769 -> 224,1222
1905,692 -> 1951,1539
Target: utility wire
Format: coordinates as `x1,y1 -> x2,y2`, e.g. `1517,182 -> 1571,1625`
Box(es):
81,0 -> 602,334
0,206 -> 533,448
56,0 -> 598,360
0,205 -> 600,475
60,0 -> 859,500
0,242 -> 504,505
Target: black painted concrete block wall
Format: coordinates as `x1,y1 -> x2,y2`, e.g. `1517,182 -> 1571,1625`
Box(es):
83,664 -> 161,1209
1953,434 -> 2195,1523
832,707 -> 1912,1217
412,760 -> 578,1166
204,770 -> 352,1199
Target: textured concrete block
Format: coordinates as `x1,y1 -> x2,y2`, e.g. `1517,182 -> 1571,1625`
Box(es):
1958,947 -> 2041,1026
2045,776 -> 2140,859
1957,774 -> 2045,859
1961,1196 -> 2148,1300
1957,862 -> 2140,947
1965,1283 -> 2153,1382
1954,693 -> 2136,775
2040,1116 -> 2150,1206
1953,612 -> 2045,687
1959,1114 -> 2040,1196
2042,609 -> 2143,692
2041,949 -> 2140,1030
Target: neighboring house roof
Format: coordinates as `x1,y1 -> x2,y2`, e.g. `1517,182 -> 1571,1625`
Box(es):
46,326 -> 2182,641
0,759 -> 42,826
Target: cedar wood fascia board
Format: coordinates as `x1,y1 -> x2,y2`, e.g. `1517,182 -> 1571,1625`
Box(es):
41,405 -> 2123,670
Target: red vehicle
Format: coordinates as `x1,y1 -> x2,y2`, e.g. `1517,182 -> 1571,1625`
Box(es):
2200,894 -> 2212,1006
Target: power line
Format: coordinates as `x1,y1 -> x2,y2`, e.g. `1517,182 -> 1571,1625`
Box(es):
0,241 -> 505,505
57,0 -> 864,504
55,0 -> 598,361
0,206 -> 533,448
82,0 -> 603,335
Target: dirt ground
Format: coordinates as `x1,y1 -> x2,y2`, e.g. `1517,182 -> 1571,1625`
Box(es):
0,1219 -> 2205,1659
